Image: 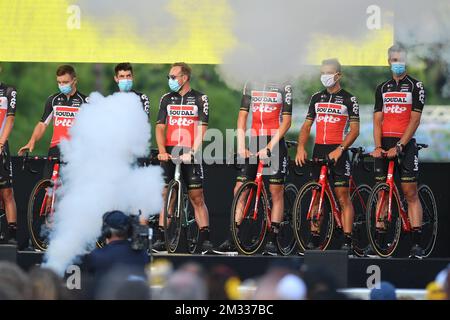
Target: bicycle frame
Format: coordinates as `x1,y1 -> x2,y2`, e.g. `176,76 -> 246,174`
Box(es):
307,164 -> 342,229
39,161 -> 60,217
241,160 -> 272,229
375,160 -> 411,232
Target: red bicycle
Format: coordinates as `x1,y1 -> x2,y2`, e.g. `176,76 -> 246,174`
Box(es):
230,152 -> 298,255
24,154 -> 61,251
366,143 -> 438,258
292,147 -> 372,255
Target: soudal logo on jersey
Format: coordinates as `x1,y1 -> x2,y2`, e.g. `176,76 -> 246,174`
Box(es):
382,92 -> 412,104
167,105 -> 198,117
251,91 -> 281,104
315,103 -> 348,116
54,106 -> 79,127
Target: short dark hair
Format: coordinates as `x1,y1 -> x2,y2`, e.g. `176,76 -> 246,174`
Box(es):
114,62 -> 133,75
56,65 -> 76,78
388,44 -> 407,59
172,62 -> 192,80
321,58 -> 341,73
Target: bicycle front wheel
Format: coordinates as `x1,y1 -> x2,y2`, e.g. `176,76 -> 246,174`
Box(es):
164,180 -> 182,253
276,183 -> 298,256
351,184 -> 372,257
184,192 -> 199,254
418,184 -> 438,258
27,179 -> 54,251
366,183 -> 402,258
230,181 -> 269,255
293,181 -> 334,253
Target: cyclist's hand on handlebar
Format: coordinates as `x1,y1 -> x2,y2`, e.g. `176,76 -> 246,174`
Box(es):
157,152 -> 171,162
238,148 -> 251,159
18,142 -> 35,156
370,147 -> 386,158
257,148 -> 270,160
295,148 -> 307,167
386,147 -> 398,159
180,152 -> 193,163
328,147 -> 343,164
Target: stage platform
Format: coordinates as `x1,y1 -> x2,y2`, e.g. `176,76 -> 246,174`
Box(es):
6,247 -> 449,289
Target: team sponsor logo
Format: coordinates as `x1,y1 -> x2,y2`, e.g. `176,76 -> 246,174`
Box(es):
316,114 -> 341,123
10,91 -> 17,109
417,82 -> 425,104
316,106 -> 344,115
169,118 -> 195,126
414,155 -> 419,171
252,105 -> 277,113
383,105 -> 407,114
201,95 -> 209,115
54,106 -> 79,127
383,97 -> 408,103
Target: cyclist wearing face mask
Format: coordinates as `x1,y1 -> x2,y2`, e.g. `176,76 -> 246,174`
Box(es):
370,44 -> 426,259
153,62 -> 213,254
18,65 -> 88,177
295,58 -> 360,253
114,63 -> 150,117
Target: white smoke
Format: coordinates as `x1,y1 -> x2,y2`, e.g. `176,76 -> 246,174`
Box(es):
43,92 -> 164,275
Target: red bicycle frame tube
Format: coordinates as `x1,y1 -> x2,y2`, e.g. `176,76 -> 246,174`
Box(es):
375,160 -> 410,231
307,165 -> 342,229
40,162 -> 60,217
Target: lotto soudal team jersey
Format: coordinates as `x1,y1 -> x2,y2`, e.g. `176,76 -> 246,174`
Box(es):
306,89 -> 360,145
156,89 -> 209,148
240,82 -> 292,136
0,83 -> 17,136
374,75 -> 425,138
40,91 -> 88,148
116,90 -> 150,116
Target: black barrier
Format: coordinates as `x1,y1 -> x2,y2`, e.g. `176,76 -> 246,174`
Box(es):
9,157 -> 450,257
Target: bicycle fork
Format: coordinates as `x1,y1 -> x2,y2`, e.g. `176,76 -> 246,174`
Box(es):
40,163 -> 60,217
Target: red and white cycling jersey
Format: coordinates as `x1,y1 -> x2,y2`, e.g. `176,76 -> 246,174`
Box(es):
41,91 -> 88,148
241,82 -> 292,136
156,89 -> 209,148
306,89 -> 359,145
374,75 -> 425,138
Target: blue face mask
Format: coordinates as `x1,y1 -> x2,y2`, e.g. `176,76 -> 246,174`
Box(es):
59,84 -> 72,95
391,62 -> 406,76
118,79 -> 133,92
168,78 -> 181,92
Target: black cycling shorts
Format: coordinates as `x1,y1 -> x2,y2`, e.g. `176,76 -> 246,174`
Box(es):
311,143 -> 351,188
374,137 -> 419,183
161,146 -> 204,190
0,141 -> 13,189
236,136 -> 288,185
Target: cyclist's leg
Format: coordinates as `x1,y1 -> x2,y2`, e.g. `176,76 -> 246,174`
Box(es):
332,151 -> 352,245
0,142 -> 17,242
183,163 -> 212,252
156,157 -> 175,246
399,139 -> 423,250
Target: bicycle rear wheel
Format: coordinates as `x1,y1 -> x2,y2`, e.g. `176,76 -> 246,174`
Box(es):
366,183 -> 402,257
351,184 -> 372,257
418,184 -> 438,257
27,179 -> 54,251
164,180 -> 182,253
230,181 -> 269,255
276,183 -> 298,256
293,181 -> 334,253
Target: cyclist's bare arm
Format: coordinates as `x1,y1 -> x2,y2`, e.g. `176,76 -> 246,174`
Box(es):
0,115 -> 15,147
18,121 -> 47,155
341,121 -> 359,149
192,123 -> 208,154
237,110 -> 249,157
267,114 -> 292,151
155,123 -> 170,161
371,112 -> 384,158
295,119 -> 313,166
398,111 -> 422,146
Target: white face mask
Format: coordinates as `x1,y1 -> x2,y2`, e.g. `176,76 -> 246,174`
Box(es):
320,73 -> 337,88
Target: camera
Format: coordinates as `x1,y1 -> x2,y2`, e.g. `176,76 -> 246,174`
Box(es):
129,213 -> 149,251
